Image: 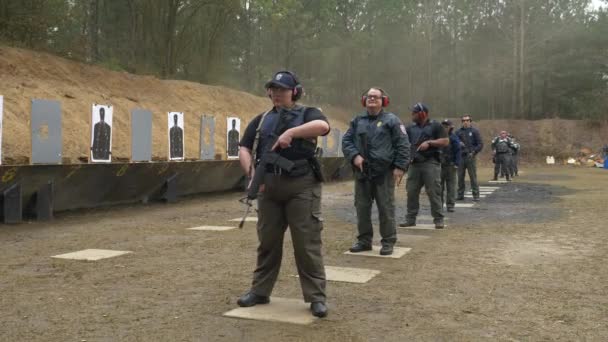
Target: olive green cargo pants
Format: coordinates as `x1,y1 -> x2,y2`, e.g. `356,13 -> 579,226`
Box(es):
250,173 -> 326,303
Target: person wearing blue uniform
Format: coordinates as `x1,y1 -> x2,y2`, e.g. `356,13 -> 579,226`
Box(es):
440,120 -> 461,212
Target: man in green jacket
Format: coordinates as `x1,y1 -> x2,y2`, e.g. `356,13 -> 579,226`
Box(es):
342,87 -> 410,255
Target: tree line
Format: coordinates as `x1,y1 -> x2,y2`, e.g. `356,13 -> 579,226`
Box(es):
1,0 -> 607,119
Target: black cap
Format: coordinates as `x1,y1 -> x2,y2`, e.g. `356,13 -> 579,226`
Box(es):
265,71 -> 298,89
412,102 -> 429,113
442,119 -> 453,126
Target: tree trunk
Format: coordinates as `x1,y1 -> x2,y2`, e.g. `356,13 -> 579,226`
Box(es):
90,0 -> 100,62
519,0 -> 526,118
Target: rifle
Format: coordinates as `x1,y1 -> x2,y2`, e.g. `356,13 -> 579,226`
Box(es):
411,130 -> 432,164
238,111 -> 295,228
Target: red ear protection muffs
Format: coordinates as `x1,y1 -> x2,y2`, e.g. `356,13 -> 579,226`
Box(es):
361,87 -> 390,107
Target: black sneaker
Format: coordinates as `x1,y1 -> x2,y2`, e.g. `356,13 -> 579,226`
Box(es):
447,207 -> 455,212
349,242 -> 372,253
237,292 -> 270,307
380,244 -> 394,256
399,221 -> 416,227
456,196 -> 465,201
472,197 -> 480,202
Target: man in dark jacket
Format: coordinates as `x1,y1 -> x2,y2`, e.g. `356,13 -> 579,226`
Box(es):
440,120 -> 461,212
400,103 -> 449,229
342,87 -> 410,256
455,114 -> 483,201
492,130 -> 515,181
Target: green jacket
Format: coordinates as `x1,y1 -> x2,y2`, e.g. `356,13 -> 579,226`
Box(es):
342,110 -> 410,177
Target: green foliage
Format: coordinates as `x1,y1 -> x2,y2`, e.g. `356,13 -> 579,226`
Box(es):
0,0 -> 606,119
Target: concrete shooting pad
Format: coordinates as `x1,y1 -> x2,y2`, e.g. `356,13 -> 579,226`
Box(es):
399,224 -> 442,230
294,266 -> 380,284
230,217 -> 258,222
455,203 -> 476,208
396,234 -> 431,245
187,226 -> 236,231
344,246 -> 411,259
52,249 -> 132,261
223,297 -> 316,325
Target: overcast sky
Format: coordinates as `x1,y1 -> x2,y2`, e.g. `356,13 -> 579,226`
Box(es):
589,0 -> 606,10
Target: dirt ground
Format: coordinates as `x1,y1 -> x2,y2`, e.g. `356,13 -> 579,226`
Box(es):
1,166 -> 608,341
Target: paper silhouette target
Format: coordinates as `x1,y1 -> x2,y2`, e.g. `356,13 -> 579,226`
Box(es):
168,112 -> 185,161
227,117 -> 241,160
90,104 -> 113,163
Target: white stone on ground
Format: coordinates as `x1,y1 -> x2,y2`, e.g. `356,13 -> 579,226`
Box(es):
187,226 -> 236,231
51,249 -> 132,261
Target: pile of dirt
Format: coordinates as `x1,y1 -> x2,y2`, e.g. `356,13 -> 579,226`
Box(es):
0,47 -> 348,164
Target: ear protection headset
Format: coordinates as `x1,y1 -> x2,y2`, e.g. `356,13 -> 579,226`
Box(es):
266,71 -> 304,102
361,87 -> 390,107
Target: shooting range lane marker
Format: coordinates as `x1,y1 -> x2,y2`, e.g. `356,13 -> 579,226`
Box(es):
344,246 -> 412,259
187,226 -> 237,231
230,217 -> 258,223
465,194 -> 487,198
51,249 -> 132,261
455,203 -> 476,208
398,224 -> 445,230
293,266 -> 381,284
223,297 -> 317,325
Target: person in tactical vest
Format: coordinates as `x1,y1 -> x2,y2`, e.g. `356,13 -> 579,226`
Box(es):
508,134 -> 520,177
492,131 -> 515,181
455,114 -> 483,201
342,87 -> 410,256
440,120 -> 461,212
237,71 -> 330,318
400,103 -> 449,229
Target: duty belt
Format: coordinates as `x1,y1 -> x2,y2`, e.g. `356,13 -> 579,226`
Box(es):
265,159 -> 310,176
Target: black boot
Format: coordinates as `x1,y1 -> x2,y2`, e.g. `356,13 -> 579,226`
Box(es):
237,292 -> 270,307
349,241 -> 372,253
310,302 -> 328,318
380,244 -> 394,256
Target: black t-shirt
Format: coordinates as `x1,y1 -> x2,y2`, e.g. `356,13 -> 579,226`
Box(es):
240,106 -> 329,150
406,120 -> 448,159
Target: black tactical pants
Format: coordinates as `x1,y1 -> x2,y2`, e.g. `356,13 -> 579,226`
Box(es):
251,173 -> 326,303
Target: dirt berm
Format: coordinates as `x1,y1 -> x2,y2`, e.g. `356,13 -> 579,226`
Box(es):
0,46 -> 349,164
